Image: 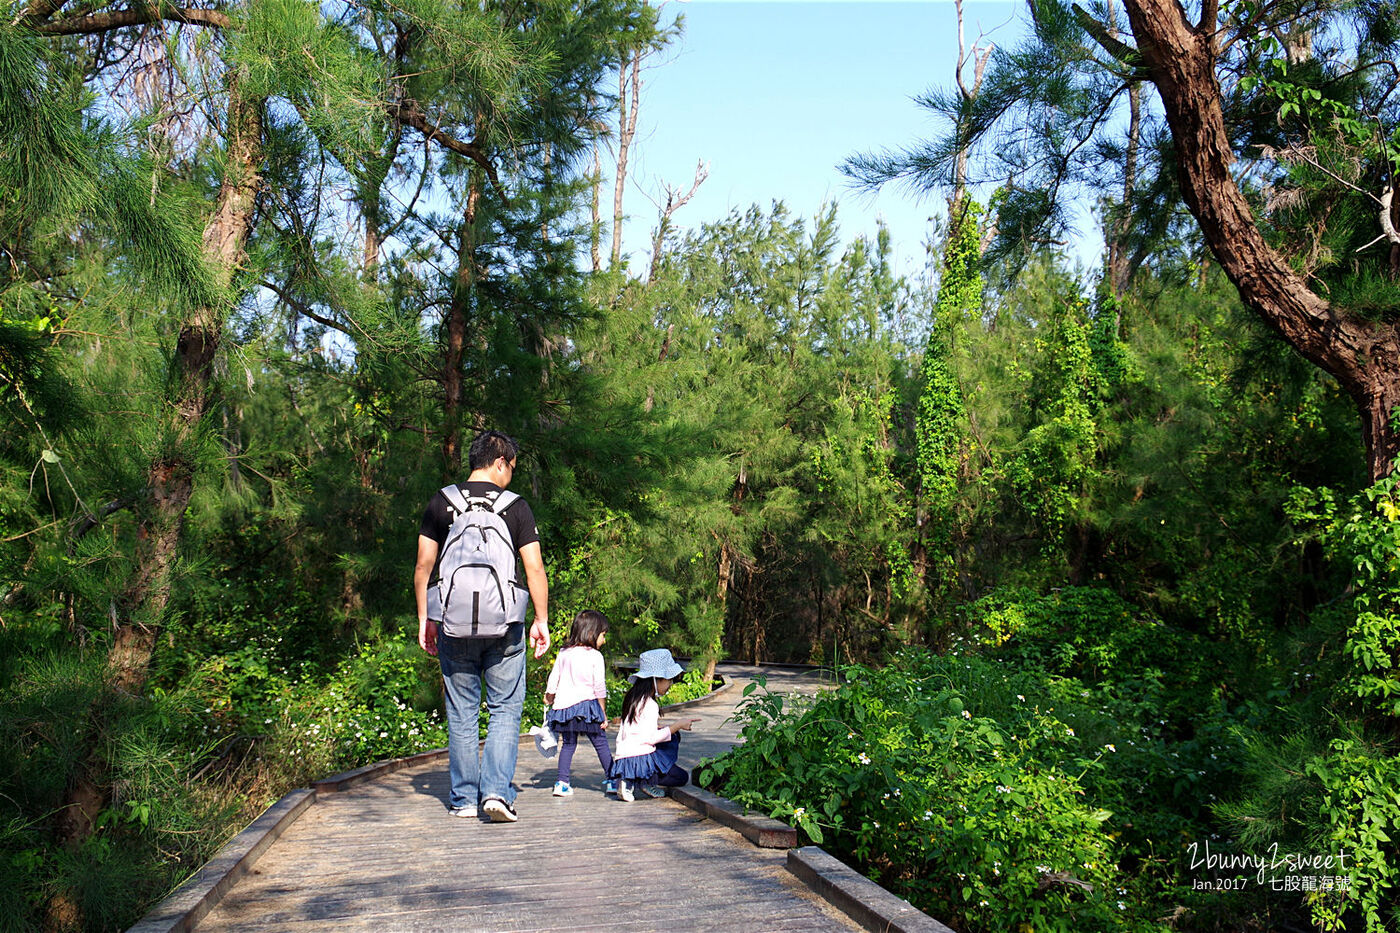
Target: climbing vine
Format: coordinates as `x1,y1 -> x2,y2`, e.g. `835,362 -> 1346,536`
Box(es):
915,201 -> 982,511
1009,297 -> 1101,539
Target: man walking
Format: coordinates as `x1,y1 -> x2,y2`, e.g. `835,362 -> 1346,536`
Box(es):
415,431 -> 550,822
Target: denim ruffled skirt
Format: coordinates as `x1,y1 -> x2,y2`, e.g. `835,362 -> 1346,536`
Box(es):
609,735 -> 680,784
546,698 -> 606,735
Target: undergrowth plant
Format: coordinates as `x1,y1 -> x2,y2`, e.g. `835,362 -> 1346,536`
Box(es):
699,651 -> 1170,932
1286,479 -> 1400,930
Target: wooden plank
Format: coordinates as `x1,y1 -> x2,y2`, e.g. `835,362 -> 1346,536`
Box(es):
197,767 -> 857,932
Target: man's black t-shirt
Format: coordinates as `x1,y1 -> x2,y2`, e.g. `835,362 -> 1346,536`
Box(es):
418,481 -> 539,586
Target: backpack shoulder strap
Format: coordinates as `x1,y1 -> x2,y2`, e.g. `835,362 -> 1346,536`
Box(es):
440,484 -> 470,515
491,490 -> 520,514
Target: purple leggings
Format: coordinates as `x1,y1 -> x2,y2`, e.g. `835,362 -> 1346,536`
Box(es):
557,731 -> 613,784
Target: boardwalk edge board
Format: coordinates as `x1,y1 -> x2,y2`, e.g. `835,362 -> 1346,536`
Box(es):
312,747 -> 449,793
125,788 -> 316,933
668,784 -> 956,931
786,846 -> 959,933
659,676 -> 734,712
666,785 -> 799,848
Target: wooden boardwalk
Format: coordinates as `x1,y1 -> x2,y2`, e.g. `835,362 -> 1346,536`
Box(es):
195,665 -> 860,932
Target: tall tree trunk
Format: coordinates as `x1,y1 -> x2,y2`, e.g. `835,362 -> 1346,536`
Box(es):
363,195 -> 383,273
1103,0 -> 1140,303
611,49 -> 640,267
716,540 -> 733,671
1125,0 -> 1400,480
52,76 -> 263,931
443,175 -> 481,475
951,0 -> 992,216
590,138 -> 603,272
110,80 -> 262,694
1106,80 -> 1142,303
540,140 -> 552,242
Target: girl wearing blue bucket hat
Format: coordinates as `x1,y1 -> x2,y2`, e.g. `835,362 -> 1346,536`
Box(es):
609,648 -> 699,802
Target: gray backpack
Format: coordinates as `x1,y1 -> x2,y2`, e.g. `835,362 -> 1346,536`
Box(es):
435,485 -> 530,637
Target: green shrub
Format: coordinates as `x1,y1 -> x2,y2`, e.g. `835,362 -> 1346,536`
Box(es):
700,653 -> 1164,932
0,637 -> 243,933
1280,480 -> 1400,931
265,637 -> 447,776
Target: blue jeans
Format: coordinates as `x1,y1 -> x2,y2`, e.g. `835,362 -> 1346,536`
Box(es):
438,624 -> 526,809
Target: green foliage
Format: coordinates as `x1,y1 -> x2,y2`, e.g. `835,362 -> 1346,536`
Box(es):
662,665 -> 713,706
915,202 -> 980,512
267,638 -> 447,772
700,648 -> 1194,932
963,586 -> 1177,679
0,632 -> 243,932
1279,479 -> 1400,930
231,0 -> 387,157
0,24 -> 99,238
0,26 -> 218,310
559,205 -> 920,664
1305,738 -> 1400,930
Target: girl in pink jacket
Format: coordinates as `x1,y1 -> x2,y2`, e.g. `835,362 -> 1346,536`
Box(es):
609,648 -> 699,801
544,610 -> 614,797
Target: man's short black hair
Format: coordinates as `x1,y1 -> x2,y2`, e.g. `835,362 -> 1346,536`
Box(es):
468,431 -> 519,472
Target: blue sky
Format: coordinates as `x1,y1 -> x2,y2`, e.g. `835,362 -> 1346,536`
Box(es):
609,0 -> 1031,276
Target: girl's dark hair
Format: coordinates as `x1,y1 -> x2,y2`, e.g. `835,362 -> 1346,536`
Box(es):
563,609 -> 609,650
620,676 -> 659,726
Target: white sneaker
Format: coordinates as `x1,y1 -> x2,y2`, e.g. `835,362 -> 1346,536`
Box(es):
482,797 -> 518,822
449,805 -> 477,818
552,781 -> 573,797
617,780 -> 635,802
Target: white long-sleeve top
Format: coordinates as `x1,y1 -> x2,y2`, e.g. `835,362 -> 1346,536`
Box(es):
614,696 -> 673,760
546,646 -> 607,711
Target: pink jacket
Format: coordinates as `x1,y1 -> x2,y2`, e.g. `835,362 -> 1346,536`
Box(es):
546,646 -> 607,711
614,696 -> 672,760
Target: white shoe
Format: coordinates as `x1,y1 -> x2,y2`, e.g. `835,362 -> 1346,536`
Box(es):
482,797 -> 518,822
449,805 -> 477,818
617,780 -> 635,802
552,781 -> 573,797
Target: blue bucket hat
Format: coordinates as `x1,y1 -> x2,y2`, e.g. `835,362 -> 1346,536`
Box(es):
629,648 -> 685,683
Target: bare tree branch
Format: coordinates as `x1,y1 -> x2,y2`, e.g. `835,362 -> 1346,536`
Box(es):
13,0 -> 69,27
36,6 -> 230,34
261,279 -> 352,336
648,159 -> 709,278
393,99 -> 509,207
612,49 -> 643,266
1257,143 -> 1390,212
70,497 -> 138,541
